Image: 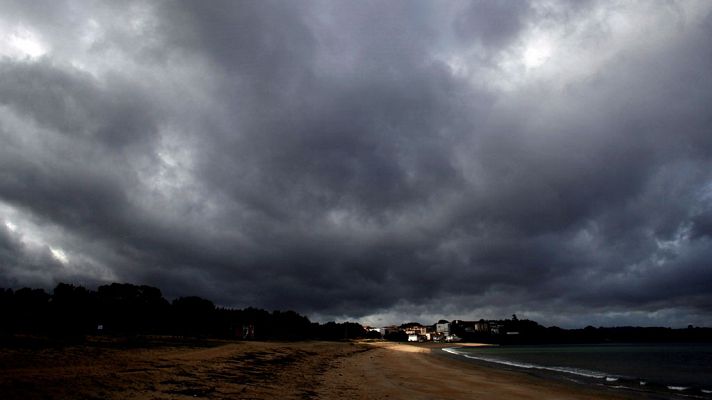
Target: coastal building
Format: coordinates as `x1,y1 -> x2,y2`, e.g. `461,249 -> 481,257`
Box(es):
403,324 -> 427,336
436,321 -> 450,335
408,334 -> 428,342
474,320 -> 489,332
490,323 -> 503,335
376,317 -> 517,342
383,325 -> 401,336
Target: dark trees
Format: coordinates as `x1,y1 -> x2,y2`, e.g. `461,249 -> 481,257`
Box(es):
0,282 -> 371,342
171,296 -> 215,336
97,283 -> 170,334
50,283 -> 96,338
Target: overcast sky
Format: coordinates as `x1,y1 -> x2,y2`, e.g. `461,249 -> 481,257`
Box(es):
1,0 -> 711,328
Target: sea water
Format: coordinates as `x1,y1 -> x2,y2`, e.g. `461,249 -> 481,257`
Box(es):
443,343 -> 712,398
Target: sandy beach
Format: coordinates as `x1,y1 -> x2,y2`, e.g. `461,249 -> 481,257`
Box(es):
321,341 -> 635,399
0,338 -> 634,399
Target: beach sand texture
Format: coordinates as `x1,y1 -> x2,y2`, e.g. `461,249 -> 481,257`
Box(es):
0,339 -> 633,399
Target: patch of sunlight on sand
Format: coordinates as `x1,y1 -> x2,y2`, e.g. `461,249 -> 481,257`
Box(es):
362,341 -> 496,354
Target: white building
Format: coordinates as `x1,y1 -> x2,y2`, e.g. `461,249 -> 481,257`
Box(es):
436,322 -> 450,335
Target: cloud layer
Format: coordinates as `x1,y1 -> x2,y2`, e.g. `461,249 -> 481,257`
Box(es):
1,0 -> 711,327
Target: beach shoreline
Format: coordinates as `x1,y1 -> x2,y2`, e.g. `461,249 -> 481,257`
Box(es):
318,341 -> 635,399
0,338 -> 638,399
430,342 -> 712,400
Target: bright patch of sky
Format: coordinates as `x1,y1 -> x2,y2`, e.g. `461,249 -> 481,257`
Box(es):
522,35 -> 552,69
466,1 -> 712,92
4,220 -> 17,232
1,203 -> 54,252
0,25 -> 47,59
49,247 -> 69,264
0,201 -> 116,282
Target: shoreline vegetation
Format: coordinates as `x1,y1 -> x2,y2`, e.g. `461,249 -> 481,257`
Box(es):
2,282 -> 711,344
0,337 -> 633,400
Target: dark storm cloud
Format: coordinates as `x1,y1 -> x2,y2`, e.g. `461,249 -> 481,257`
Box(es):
1,0 -> 711,327
0,61 -> 158,148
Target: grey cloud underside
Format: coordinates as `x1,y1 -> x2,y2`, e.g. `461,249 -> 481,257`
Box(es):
1,0 -> 711,326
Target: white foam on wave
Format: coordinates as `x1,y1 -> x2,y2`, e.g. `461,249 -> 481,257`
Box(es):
701,389 -> 712,394
606,377 -> 619,382
442,347 -> 607,379
667,386 -> 689,391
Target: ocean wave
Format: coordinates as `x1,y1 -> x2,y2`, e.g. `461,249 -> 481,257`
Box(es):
442,347 -> 607,379
442,347 -> 712,398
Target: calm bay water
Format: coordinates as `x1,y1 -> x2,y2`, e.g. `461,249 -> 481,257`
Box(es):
443,343 -> 712,398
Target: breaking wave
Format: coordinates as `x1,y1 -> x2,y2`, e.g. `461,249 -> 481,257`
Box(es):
442,347 -> 608,379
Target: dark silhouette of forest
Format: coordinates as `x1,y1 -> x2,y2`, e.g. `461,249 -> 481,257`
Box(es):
2,283 -> 710,344
0,283 -> 366,342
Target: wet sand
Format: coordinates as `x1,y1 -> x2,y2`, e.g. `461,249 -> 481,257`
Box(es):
0,338 -> 634,399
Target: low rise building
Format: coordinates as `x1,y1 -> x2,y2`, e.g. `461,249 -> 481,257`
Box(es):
436,321 -> 450,335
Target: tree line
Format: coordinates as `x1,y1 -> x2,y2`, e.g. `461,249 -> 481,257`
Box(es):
3,283 -> 709,344
447,317 -> 712,344
0,283 -> 369,341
